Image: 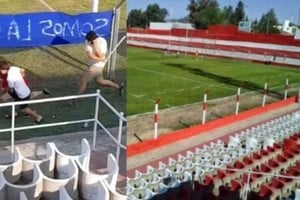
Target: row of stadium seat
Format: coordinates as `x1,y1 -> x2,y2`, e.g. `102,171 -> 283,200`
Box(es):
127,111 -> 300,199
0,139 -> 126,200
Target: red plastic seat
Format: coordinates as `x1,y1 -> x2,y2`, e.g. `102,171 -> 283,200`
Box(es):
279,172 -> 294,197
260,184 -> 273,197
231,179 -> 241,191
243,156 -> 254,165
234,160 -> 245,169
283,138 -> 298,153
273,142 -> 281,150
276,154 -> 289,172
250,168 -> 264,190
260,163 -> 271,173
269,178 -> 284,200
260,149 -> 271,164
213,170 -> 226,196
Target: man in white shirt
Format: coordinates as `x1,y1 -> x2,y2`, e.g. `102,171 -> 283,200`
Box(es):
78,31 -> 123,95
0,61 -> 43,123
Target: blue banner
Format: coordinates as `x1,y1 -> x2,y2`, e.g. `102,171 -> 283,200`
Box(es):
0,11 -> 114,47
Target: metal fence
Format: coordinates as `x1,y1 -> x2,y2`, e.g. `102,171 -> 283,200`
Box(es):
0,90 -> 126,164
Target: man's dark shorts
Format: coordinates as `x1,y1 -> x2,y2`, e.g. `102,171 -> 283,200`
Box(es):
8,90 -> 31,109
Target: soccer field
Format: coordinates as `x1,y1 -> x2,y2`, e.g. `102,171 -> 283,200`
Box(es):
127,47 -> 300,116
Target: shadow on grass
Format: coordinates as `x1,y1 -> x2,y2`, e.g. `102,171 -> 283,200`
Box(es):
163,62 -> 285,99
38,47 -> 85,72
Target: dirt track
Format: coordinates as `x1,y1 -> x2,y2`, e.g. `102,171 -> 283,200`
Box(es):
127,92 -> 280,144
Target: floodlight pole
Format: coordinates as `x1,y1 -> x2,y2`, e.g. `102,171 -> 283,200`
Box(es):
91,0 -> 99,12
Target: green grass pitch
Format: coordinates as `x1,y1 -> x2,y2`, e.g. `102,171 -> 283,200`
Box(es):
127,47 -> 300,116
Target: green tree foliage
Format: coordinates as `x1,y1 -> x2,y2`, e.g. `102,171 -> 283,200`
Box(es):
233,1 -> 245,24
254,9 -> 280,34
187,0 -> 223,29
145,4 -> 169,23
221,1 -> 245,25
127,9 -> 148,28
127,4 -> 169,28
222,5 -> 234,24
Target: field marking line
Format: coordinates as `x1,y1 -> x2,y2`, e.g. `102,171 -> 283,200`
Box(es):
176,89 -> 185,92
129,66 -> 236,91
193,86 -> 202,89
147,99 -> 156,103
132,94 -> 146,98
38,0 -> 55,11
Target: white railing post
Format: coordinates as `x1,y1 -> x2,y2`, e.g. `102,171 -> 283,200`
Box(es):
235,87 -> 241,115
11,104 -> 15,156
91,0 -> 99,12
93,89 -> 100,150
298,87 -> 300,103
116,112 -> 124,164
284,77 -> 289,100
154,98 -> 160,140
262,82 -> 268,107
202,92 -> 208,124
244,170 -> 251,200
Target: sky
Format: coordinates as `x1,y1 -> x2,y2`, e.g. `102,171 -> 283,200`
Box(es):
127,0 -> 300,24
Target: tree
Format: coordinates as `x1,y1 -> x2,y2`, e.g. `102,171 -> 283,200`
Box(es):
256,9 -> 280,34
222,5 -> 234,24
233,1 -> 245,25
187,0 -> 223,29
127,9 -> 148,28
145,4 -> 169,25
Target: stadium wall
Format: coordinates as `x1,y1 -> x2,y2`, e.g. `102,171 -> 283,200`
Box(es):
127,96 -> 297,157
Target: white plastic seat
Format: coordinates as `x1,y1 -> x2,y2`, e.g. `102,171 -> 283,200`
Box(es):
104,179 -> 127,200
127,177 -> 148,189
219,154 -> 232,165
20,144 -> 55,182
19,192 -> 28,200
106,154 -> 119,189
95,180 -> 110,200
59,187 -> 73,200
246,137 -> 258,152
295,188 -> 300,200
134,170 -> 143,179
5,164 -> 43,200
0,172 -> 6,200
153,168 -> 171,180
228,136 -> 240,147
131,188 -> 152,200
141,173 -> 160,185
0,148 -> 22,184
42,150 -> 79,200
190,166 -> 204,182
182,160 -> 196,176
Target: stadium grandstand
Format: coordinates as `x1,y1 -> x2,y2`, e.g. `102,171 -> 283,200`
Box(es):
127,24 -> 300,67
127,96 -> 300,200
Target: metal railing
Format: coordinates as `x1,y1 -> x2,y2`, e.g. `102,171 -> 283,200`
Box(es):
0,89 -> 126,164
